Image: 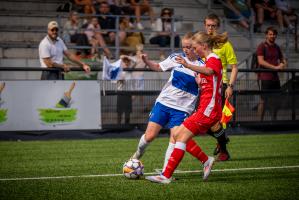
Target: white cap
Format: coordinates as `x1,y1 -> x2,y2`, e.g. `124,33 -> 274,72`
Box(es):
48,21 -> 59,29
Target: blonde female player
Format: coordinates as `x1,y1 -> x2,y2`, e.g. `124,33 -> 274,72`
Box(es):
130,32 -> 214,172
146,31 -> 227,184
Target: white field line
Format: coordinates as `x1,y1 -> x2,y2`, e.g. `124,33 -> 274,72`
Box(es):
0,165 -> 299,181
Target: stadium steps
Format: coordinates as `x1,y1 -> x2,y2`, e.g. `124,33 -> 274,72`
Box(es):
0,14 -> 67,27
0,0 -> 68,12
0,0 -> 298,66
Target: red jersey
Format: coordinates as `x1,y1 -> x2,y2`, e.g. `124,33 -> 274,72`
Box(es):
198,53 -> 223,120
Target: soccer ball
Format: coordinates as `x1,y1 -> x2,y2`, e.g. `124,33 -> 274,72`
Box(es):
123,159 -> 144,179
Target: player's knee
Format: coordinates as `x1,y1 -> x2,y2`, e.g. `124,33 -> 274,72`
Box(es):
208,122 -> 225,138
144,132 -> 157,143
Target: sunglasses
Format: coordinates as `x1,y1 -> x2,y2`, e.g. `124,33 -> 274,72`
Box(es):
50,28 -> 58,32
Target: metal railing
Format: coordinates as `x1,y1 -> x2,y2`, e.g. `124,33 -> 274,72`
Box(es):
0,67 -> 298,130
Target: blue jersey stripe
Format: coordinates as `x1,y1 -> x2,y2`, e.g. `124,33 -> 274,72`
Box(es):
171,70 -> 198,95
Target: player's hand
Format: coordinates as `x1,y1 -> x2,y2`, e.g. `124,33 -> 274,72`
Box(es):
225,86 -> 233,99
195,73 -> 201,86
63,63 -> 71,72
175,55 -> 187,66
82,64 -> 91,73
141,54 -> 148,62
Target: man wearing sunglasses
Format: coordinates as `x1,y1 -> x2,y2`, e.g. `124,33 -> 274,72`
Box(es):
39,21 -> 91,80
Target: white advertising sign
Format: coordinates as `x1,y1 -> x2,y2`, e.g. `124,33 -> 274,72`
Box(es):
0,81 -> 102,131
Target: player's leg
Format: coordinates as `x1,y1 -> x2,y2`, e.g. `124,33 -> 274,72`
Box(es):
186,138 -> 209,164
146,124 -> 193,184
162,108 -> 188,172
131,122 -> 162,159
211,84 -> 230,160
162,128 -> 210,172
147,114 -> 215,183
166,107 -> 210,165
207,121 -> 230,161
161,128 -> 176,172
131,102 -> 168,159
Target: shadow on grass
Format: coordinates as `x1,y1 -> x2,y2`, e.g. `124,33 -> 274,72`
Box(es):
173,168 -> 299,184
229,154 -> 299,162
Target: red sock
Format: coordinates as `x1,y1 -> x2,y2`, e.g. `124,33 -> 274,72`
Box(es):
163,148 -> 185,179
186,139 -> 208,164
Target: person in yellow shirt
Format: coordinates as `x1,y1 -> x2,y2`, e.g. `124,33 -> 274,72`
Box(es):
203,13 -> 238,161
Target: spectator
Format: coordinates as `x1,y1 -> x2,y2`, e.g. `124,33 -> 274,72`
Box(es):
223,0 -> 252,29
120,44 -> 147,110
275,0 -> 298,33
120,16 -> 144,49
84,17 -> 113,59
96,1 -> 128,45
116,0 -> 136,25
117,56 -> 134,124
128,0 -> 155,30
252,0 -> 284,33
150,8 -> 180,60
257,26 -> 287,120
39,21 -> 90,80
73,0 -> 96,14
63,11 -> 90,57
95,0 -> 123,15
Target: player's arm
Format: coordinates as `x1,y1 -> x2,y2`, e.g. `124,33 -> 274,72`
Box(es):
141,54 -> 162,71
175,55 -> 213,75
186,63 -> 214,75
64,50 -> 91,73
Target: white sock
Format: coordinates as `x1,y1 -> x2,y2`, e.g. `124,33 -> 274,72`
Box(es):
135,134 -> 149,159
175,142 -> 186,151
162,142 -> 175,172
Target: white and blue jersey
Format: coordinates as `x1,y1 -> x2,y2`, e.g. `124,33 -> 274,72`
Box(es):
156,53 -> 205,114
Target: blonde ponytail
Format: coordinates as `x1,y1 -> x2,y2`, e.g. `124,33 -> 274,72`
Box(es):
192,31 -> 228,49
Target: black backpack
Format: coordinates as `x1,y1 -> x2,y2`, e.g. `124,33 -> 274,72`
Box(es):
251,51 -> 259,70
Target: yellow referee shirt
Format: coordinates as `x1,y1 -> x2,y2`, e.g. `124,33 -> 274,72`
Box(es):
213,41 -> 237,84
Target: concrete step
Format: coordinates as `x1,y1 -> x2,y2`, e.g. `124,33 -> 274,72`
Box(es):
0,58 -> 40,67
0,47 -> 38,59
0,1 -> 64,11
0,15 -> 67,26
0,32 -> 45,43
0,10 -> 65,16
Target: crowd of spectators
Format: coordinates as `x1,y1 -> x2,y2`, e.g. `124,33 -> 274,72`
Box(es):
61,0 -> 178,60
222,0 -> 297,33
59,0 -> 298,61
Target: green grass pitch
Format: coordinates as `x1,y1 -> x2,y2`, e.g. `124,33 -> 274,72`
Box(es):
0,133 -> 299,200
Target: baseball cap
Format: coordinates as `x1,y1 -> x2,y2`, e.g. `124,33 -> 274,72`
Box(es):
48,21 -> 59,30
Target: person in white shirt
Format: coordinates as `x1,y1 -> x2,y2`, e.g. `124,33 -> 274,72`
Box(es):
39,21 -> 91,80
149,8 -> 181,60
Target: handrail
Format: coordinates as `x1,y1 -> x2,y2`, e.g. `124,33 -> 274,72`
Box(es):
0,67 -> 298,73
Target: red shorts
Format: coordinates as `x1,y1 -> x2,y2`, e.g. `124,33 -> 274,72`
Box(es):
182,112 -> 219,136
